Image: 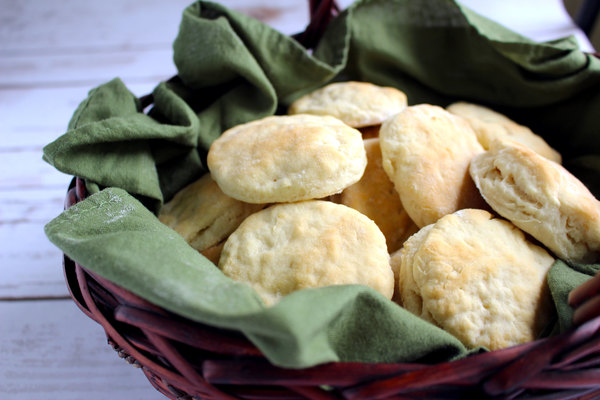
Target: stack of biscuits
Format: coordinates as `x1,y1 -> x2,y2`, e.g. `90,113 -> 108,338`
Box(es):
158,81 -> 600,351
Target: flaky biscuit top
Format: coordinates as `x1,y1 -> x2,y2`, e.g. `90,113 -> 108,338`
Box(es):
207,114 -> 367,204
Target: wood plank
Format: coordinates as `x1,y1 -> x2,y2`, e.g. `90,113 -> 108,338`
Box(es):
1,187 -> 66,224
0,197 -> 69,299
0,0 -> 317,53
0,150 -> 71,190
0,0 -> 359,89
0,0 -> 197,53
0,300 -> 165,400
0,0 -> 312,89
0,49 -> 176,88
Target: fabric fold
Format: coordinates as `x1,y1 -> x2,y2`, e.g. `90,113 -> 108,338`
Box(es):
45,187 -> 469,368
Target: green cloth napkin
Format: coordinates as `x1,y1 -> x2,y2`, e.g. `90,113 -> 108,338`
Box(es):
43,0 -> 600,368
45,187 -> 469,367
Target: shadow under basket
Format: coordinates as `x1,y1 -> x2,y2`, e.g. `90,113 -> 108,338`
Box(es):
64,177 -> 600,400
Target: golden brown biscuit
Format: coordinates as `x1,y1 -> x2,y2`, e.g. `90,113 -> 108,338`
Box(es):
207,114 -> 367,204
288,81 -> 408,128
158,174 -> 265,255
218,200 -> 394,306
339,138 -> 418,253
470,141 -> 600,263
396,209 -> 555,350
447,101 -> 561,163
390,224 -> 433,305
379,104 -> 488,227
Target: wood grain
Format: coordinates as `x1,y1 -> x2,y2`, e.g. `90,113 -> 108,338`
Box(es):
0,300 -> 165,400
0,0 -> 593,398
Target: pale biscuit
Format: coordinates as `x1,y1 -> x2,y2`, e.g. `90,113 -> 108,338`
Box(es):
470,141 -> 600,263
390,224 -> 433,305
339,138 -> 418,253
396,209 -> 555,350
218,200 -> 394,306
379,104 -> 488,227
447,101 -> 561,163
288,81 -> 408,128
207,114 -> 367,204
158,174 -> 265,255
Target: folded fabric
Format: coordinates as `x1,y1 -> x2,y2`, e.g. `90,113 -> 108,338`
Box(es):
43,0 -> 600,368
45,187 -> 470,367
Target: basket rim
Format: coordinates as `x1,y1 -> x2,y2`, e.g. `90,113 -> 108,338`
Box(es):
63,176 -> 600,400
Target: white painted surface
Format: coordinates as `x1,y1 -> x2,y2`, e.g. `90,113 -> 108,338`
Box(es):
0,0 -> 593,399
459,0 -> 594,52
0,300 -> 164,400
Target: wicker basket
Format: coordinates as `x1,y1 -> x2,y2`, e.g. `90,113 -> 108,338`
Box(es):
62,1 -> 600,399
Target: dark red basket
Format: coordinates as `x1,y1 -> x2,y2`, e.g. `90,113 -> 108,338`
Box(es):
64,176 -> 600,400
61,1 -> 600,399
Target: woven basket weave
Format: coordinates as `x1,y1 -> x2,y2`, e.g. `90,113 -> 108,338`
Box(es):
62,1 -> 600,399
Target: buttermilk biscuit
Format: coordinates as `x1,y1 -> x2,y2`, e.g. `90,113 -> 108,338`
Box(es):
339,138 -> 418,253
379,104 -> 488,227
470,141 -> 600,263
397,209 -> 555,350
207,114 -> 367,204
447,101 -> 561,163
158,174 -> 265,256
218,200 -> 394,306
288,81 -> 408,129
390,224 -> 434,305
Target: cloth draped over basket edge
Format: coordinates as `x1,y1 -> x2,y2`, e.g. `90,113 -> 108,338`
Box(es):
42,0 -> 600,368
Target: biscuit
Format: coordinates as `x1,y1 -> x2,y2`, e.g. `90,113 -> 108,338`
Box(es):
200,241 -> 225,265
339,138 -> 418,253
207,114 -> 367,204
390,224 -> 433,305
379,104 -> 488,227
396,209 -> 555,350
470,141 -> 600,263
288,81 -> 407,128
158,174 -> 265,255
447,101 -> 561,163
218,200 -> 394,306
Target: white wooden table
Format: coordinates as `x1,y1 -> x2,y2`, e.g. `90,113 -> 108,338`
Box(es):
0,1 -> 593,399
